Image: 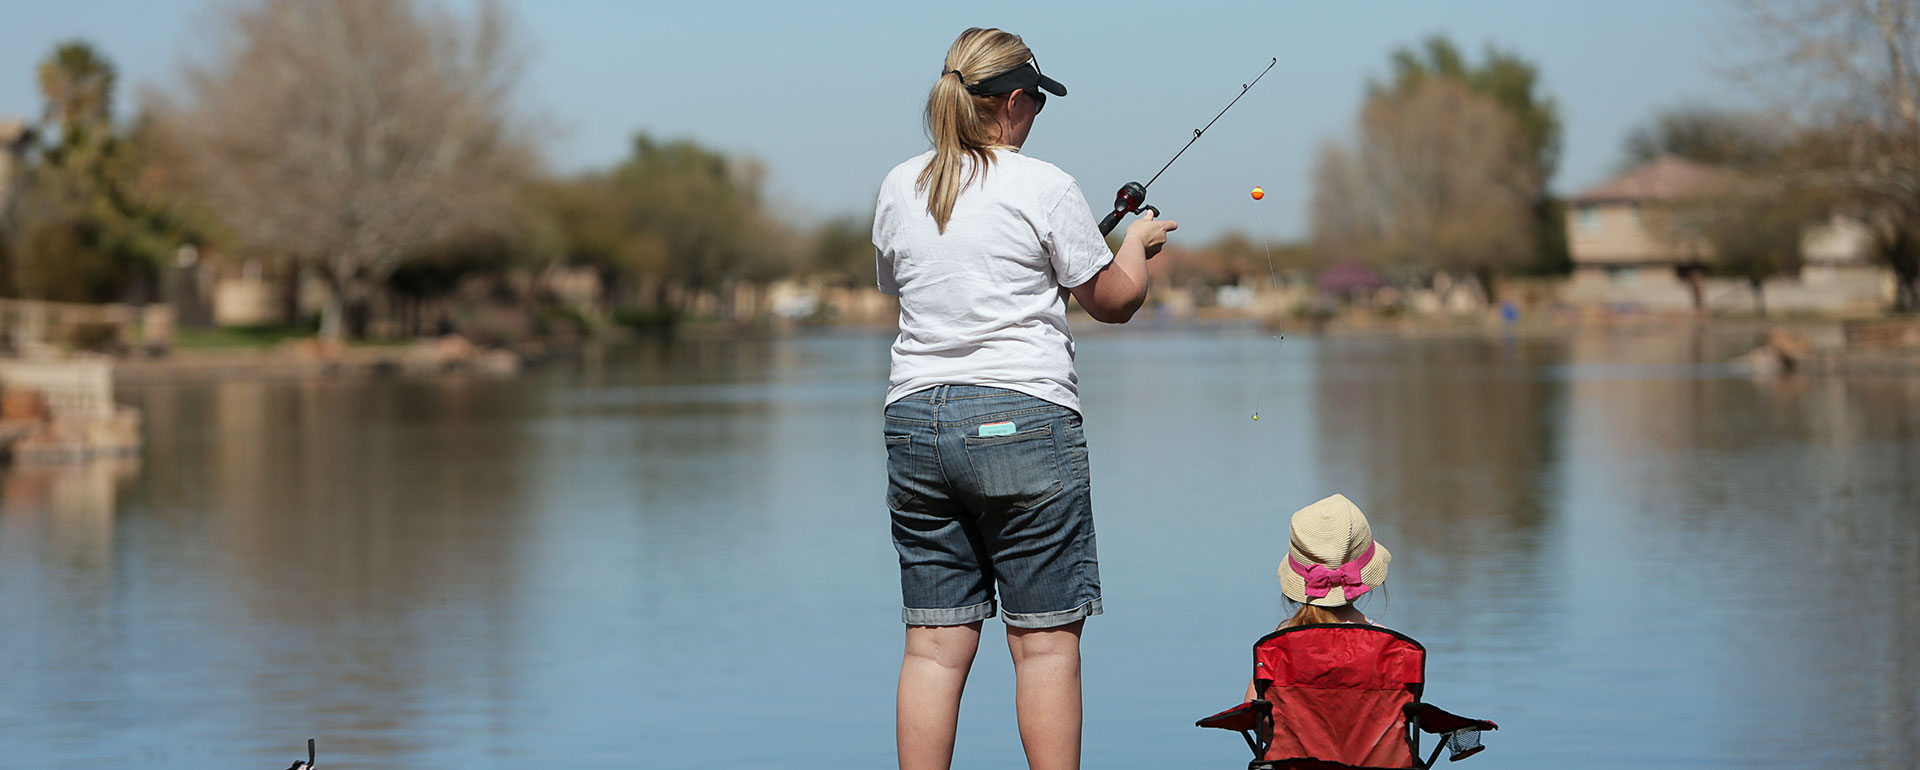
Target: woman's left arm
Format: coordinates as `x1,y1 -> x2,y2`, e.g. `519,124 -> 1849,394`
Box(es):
1068,212 -> 1175,323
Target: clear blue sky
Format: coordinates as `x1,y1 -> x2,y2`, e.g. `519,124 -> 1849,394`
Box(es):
1,0 -> 1755,243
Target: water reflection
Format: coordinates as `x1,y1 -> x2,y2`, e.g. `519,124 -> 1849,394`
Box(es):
0,458 -> 139,767
0,458 -> 137,564
1556,331 -> 1920,765
1309,335 -> 1565,612
0,331 -> 1913,768
2,378 -> 547,765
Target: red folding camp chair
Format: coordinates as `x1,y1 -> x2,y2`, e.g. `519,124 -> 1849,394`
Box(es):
1197,624 -> 1496,769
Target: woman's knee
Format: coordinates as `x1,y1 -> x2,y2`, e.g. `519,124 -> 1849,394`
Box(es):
905,622 -> 984,670
1005,620 -> 1083,665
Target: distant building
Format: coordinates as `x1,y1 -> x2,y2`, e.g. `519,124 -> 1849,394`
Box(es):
1564,155 -> 1886,313
1797,212 -> 1881,286
1565,155 -> 1725,307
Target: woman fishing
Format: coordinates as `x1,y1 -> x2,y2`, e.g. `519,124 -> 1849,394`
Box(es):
872,27 -> 1177,770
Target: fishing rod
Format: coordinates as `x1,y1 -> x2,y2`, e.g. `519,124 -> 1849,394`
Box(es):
1098,56 -> 1279,236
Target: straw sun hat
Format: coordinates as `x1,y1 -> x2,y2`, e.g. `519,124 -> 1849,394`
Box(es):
1279,493 -> 1391,607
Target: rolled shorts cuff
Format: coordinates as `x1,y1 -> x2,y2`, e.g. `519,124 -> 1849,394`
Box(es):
1002,597 -> 1102,629
903,600 -> 997,626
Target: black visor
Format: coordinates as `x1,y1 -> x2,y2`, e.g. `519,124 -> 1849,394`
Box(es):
966,57 -> 1067,98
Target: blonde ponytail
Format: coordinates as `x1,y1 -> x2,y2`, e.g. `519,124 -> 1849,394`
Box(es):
918,28 -> 1032,233
1278,603 -> 1343,629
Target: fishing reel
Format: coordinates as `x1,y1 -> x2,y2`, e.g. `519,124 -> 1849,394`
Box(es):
1097,181 -> 1159,236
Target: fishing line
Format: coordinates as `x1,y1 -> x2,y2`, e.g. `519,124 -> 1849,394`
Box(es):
1144,57 -> 1278,191
1249,187 -> 1285,423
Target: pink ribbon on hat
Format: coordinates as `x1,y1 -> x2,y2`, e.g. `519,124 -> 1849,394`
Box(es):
1287,541 -> 1377,600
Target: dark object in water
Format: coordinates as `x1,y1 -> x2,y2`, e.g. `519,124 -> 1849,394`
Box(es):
285,738 -> 316,769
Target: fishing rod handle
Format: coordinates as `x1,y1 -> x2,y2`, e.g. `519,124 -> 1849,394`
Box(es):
1097,204 -> 1162,237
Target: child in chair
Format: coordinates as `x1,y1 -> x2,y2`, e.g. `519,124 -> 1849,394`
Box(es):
1246,492 -> 1391,702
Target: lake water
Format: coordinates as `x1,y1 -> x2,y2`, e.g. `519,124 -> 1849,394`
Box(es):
1,328 -> 1915,768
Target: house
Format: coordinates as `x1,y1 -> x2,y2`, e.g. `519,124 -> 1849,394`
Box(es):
1565,155 -> 1725,309
1564,155 -> 1887,313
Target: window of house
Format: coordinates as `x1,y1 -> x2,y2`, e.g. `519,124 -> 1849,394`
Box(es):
1577,206 -> 1600,232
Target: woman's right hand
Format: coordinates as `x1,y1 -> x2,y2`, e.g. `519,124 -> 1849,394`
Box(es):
1125,211 -> 1178,259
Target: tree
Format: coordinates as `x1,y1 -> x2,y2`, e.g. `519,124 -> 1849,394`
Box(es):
1651,180 -> 1818,316
167,0 -> 534,339
1622,107 -> 1785,170
36,43 -> 114,136
808,215 -> 875,289
605,134 -> 789,312
1310,78 -> 1540,298
0,119 -> 38,298
524,174 -> 636,304
1732,0 -> 1920,311
1375,36 -> 1568,275
1181,231 -> 1311,286
13,42 -> 194,303
1705,192 -> 1812,316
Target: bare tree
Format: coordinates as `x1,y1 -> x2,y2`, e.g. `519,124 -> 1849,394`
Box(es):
1622,107 -> 1788,170
1310,78 -> 1539,298
1732,0 -> 1920,310
167,0 -> 533,339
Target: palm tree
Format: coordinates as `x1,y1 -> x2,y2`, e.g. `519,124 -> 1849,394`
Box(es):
37,42 -> 116,137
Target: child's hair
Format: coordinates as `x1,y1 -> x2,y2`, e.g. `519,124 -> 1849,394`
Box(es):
1276,586 -> 1387,630
1277,602 -> 1343,629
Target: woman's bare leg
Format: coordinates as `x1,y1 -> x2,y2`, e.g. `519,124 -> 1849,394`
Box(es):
898,621 -> 983,770
1006,620 -> 1085,770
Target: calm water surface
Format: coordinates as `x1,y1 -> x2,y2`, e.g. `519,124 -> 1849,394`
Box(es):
1,329 -> 1915,768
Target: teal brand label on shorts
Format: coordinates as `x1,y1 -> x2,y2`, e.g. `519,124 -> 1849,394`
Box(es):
978,421 -> 1016,437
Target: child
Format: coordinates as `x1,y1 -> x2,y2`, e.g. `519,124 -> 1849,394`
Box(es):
1246,493 -> 1392,701
1206,494 -> 1497,766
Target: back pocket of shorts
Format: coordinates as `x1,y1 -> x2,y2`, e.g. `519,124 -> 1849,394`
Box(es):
962,423 -> 1064,511
884,433 -> 915,509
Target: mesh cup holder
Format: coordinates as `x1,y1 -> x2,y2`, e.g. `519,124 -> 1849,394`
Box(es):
1444,728 -> 1485,761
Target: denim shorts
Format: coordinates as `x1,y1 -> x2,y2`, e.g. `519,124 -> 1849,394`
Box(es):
884,385 -> 1102,629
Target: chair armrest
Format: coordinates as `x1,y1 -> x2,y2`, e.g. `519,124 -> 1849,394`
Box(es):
1198,700 -> 1272,758
1404,702 -> 1497,735
1195,700 -> 1267,732
1405,703 -> 1497,763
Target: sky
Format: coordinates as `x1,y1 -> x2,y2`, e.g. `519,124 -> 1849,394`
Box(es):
1,0 -> 1760,244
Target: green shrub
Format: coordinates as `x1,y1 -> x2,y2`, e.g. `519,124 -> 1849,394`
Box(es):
612,306 -> 679,332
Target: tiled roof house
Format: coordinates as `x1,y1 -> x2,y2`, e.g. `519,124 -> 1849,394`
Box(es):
1563,155 -> 1883,312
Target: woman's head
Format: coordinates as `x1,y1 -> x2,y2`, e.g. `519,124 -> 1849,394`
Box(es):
917,28 -> 1067,232
1278,493 -> 1391,607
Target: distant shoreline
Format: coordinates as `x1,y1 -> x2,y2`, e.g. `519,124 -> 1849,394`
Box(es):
95,313 -> 1920,385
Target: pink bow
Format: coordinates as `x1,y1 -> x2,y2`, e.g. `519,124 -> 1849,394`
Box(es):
1287,542 -> 1376,600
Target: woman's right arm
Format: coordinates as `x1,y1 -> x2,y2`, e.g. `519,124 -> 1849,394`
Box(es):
1069,212 -> 1176,323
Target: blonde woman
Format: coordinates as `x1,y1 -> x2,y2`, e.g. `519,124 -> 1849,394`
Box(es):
873,27 -> 1177,770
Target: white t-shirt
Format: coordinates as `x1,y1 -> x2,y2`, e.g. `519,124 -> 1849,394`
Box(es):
873,149 -> 1114,412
